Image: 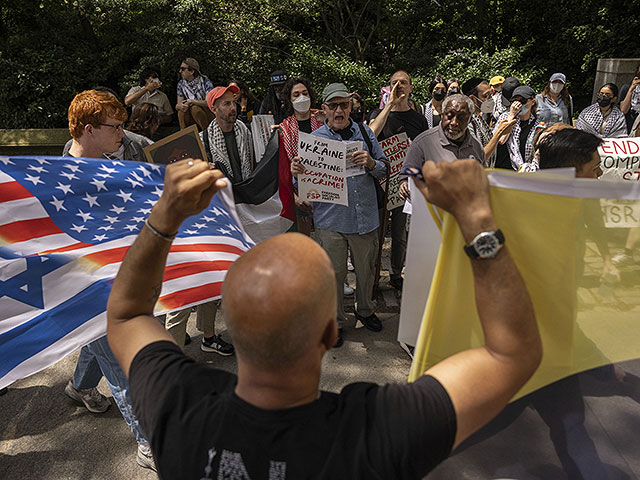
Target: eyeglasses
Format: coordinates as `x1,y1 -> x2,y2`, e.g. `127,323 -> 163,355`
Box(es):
99,123 -> 124,132
324,101 -> 350,111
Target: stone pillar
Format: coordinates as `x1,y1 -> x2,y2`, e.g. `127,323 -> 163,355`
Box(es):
594,58 -> 640,103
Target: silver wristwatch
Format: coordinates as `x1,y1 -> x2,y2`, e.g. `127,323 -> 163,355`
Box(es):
463,229 -> 505,259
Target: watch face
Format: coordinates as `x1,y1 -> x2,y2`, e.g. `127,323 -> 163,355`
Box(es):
474,232 -> 500,258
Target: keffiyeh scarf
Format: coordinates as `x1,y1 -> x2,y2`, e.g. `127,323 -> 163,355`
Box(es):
280,114 -> 322,163
180,75 -> 211,100
575,104 -> 627,138
422,100 -> 435,128
469,113 -> 494,167
495,111 -> 540,170
630,85 -> 640,114
202,120 -> 254,181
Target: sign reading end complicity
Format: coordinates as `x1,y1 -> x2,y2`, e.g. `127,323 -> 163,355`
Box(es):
297,132 -> 348,206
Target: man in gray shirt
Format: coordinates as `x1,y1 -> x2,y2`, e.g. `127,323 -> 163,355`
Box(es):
402,94 -> 485,181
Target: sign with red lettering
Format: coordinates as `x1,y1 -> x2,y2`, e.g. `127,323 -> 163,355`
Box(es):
379,133 -> 410,210
297,132 -> 348,206
598,138 -> 640,181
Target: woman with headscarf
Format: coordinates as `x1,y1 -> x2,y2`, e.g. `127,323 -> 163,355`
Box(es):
420,75 -> 446,128
536,73 -> 573,125
576,83 -> 627,138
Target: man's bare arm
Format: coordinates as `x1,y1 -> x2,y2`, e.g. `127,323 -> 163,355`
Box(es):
369,82 -> 404,136
413,160 -> 542,450
106,160 -> 227,377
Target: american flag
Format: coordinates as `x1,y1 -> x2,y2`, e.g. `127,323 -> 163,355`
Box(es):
0,156 -> 253,389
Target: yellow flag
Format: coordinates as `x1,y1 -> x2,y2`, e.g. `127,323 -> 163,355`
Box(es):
409,170 -> 640,400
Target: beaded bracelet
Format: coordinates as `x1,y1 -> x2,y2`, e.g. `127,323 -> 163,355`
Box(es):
144,218 -> 177,242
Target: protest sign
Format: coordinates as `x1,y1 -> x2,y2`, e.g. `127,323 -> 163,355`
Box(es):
251,114 -> 275,162
598,137 -> 640,181
379,132 -> 410,210
297,132 -> 347,206
345,141 -> 365,177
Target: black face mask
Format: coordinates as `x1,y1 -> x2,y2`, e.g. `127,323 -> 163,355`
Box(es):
597,95 -> 612,107
433,89 -> 446,101
448,88 -> 460,96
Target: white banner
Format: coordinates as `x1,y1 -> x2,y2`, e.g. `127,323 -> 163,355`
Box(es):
251,115 -> 275,162
297,132 -> 348,206
598,137 -> 640,181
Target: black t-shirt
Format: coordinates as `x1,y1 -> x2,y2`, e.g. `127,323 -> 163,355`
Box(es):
223,130 -> 243,182
297,118 -> 312,134
130,341 -> 456,480
368,109 -> 429,141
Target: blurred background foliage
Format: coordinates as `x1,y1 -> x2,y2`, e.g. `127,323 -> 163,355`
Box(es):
1,0 -> 638,128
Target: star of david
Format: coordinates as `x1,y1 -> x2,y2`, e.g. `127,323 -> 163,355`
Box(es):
0,255 -> 67,309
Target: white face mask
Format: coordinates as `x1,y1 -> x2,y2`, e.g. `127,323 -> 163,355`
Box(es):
480,96 -> 495,114
293,95 -> 311,113
550,82 -> 564,94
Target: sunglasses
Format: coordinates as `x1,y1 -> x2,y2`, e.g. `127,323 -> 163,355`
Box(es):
324,101 -> 350,111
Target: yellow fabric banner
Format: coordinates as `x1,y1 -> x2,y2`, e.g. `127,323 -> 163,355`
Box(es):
409,174 -> 640,400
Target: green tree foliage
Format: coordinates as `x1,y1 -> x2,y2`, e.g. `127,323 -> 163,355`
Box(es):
1,0 -> 638,128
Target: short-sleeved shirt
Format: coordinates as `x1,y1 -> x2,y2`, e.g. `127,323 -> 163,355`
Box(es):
126,86 -> 174,115
535,93 -> 570,125
129,341 -> 456,480
402,125 -> 485,180
368,108 -> 429,141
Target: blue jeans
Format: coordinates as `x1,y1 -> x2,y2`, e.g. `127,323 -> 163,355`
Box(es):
73,335 -> 148,445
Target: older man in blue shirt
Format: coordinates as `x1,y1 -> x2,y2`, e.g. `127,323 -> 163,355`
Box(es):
292,83 -> 387,347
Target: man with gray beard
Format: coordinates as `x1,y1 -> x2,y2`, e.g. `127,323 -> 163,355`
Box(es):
403,94 -> 485,173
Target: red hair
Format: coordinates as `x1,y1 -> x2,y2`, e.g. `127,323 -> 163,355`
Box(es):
68,90 -> 127,140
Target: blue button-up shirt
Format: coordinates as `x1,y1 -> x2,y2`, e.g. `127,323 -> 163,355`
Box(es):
305,121 -> 387,234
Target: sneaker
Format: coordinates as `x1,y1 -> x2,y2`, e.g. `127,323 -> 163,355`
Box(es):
354,311 -> 382,332
184,332 -> 192,346
334,328 -> 344,348
389,276 -> 404,290
612,252 -> 635,266
399,342 -> 414,359
137,443 -> 157,471
201,335 -> 235,356
343,283 -> 354,296
64,380 -> 110,413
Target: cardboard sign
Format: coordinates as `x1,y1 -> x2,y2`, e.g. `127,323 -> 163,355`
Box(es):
143,125 -> 207,164
601,199 -> 640,228
379,133 -> 410,210
297,132 -> 347,206
251,115 -> 275,162
598,138 -> 640,181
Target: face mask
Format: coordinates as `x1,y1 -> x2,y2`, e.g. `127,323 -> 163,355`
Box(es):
433,89 -> 446,101
549,82 -> 563,94
293,95 -> 311,113
448,88 -> 460,96
480,96 -> 495,114
518,104 -> 529,116
597,95 -> 612,107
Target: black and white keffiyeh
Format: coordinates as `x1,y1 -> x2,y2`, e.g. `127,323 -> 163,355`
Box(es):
630,85 -> 640,114
492,91 -> 507,122
179,75 -> 212,100
202,120 -> 254,181
422,99 -> 435,128
469,113 -> 494,167
575,104 -> 627,138
494,111 -> 540,170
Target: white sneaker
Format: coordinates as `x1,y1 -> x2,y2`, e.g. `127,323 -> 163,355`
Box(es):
343,283 -> 354,296
137,443 -> 157,471
612,252 -> 635,266
64,380 -> 110,413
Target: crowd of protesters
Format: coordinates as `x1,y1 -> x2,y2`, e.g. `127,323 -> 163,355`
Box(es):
8,57 -> 639,476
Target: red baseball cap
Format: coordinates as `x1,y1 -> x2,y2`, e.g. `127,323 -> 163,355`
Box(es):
206,85 -> 239,111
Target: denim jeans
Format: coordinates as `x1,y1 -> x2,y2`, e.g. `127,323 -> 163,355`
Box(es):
72,335 -> 148,445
